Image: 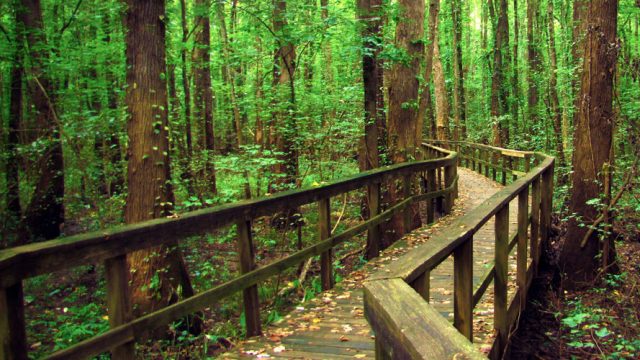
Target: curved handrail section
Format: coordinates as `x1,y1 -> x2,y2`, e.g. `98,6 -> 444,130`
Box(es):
0,144 -> 458,359
364,140 -> 554,360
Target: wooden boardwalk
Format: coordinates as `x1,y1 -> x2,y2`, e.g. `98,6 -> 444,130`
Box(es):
223,167 -> 522,359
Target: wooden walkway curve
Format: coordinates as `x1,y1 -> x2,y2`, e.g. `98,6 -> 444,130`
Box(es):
223,167 -> 521,359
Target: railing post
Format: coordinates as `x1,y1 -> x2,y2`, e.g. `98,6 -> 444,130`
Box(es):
318,198 -> 334,290
0,282 -> 27,360
484,150 -> 490,178
541,164 -> 554,249
105,255 -> 135,359
366,182 -> 381,259
491,151 -> 497,181
426,169 -> 436,224
444,164 -> 456,214
501,155 -> 507,185
403,174 -> 413,233
512,158 -> 518,182
531,176 -> 541,266
410,271 -> 431,302
517,188 -> 529,310
237,220 -> 262,337
494,205 -> 509,356
454,237 -> 473,341
524,154 -> 531,173
471,147 -> 477,172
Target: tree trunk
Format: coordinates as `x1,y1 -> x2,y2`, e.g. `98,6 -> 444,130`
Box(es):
451,0 -> 466,141
433,31 -> 450,142
489,0 -> 510,146
418,0 -> 439,141
123,0 -> 197,325
216,1 -> 243,149
180,0 -> 193,170
511,0 -> 520,135
547,0 -> 567,170
192,0 -> 217,195
561,0 -> 618,287
272,0 -> 298,190
18,0 -> 65,242
386,0 -> 424,243
527,0 -> 541,135
6,10 -> 23,240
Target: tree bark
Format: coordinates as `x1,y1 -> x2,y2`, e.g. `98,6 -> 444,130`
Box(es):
18,0 -> 65,242
561,0 -> 618,287
6,7 -> 23,239
417,0 -> 439,141
527,0 -> 541,135
123,0 -> 197,325
180,0 -> 193,161
433,30 -> 450,142
451,0 -> 466,140
192,0 -> 217,195
547,0 -> 566,170
386,0 -> 424,243
489,0 -> 510,146
271,0 -> 298,190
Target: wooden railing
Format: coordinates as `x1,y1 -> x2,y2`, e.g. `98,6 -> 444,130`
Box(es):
0,144 -> 458,360
364,140 -> 554,360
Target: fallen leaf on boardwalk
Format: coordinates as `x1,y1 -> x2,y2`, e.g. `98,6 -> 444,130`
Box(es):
342,324 -> 353,332
339,335 -> 349,342
309,325 -> 321,331
273,345 -> 285,353
354,354 -> 367,358
256,354 -> 271,358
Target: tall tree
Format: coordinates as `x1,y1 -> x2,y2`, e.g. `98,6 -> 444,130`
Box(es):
547,0 -> 566,169
6,3 -> 23,238
271,0 -> 298,190
18,0 -> 65,242
489,0 -> 510,146
561,0 -> 618,286
417,0 -> 439,140
451,0 -> 466,140
192,0 -> 217,195
386,0 -> 424,240
179,0 -> 193,164
357,0 -> 386,259
433,25 -> 450,142
526,0 -> 541,135
124,0 -> 196,318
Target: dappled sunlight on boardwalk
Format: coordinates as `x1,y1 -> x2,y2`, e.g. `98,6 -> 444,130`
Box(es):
223,167 -> 520,359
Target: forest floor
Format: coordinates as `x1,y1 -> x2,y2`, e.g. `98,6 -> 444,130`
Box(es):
509,216 -> 640,359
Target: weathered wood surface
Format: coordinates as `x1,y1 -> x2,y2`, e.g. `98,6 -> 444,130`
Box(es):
224,168 -> 523,359
0,152 -> 456,289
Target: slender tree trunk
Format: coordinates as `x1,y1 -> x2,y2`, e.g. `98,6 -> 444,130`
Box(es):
451,0 -> 466,140
561,0 -> 618,287
272,0 -> 298,190
527,0 -> 541,135
321,0 -> 335,123
358,0 -> 384,172
216,1 -> 243,149
418,0 -> 439,141
180,0 -> 193,164
123,0 -> 197,325
254,36 -> 264,147
511,0 -> 520,135
18,0 -> 65,242
6,11 -> 23,239
547,0 -> 566,170
193,0 -> 217,195
433,31 -> 450,142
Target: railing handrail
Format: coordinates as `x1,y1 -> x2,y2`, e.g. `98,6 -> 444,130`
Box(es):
0,146 -> 456,288
0,143 -> 460,360
365,140 -> 554,360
